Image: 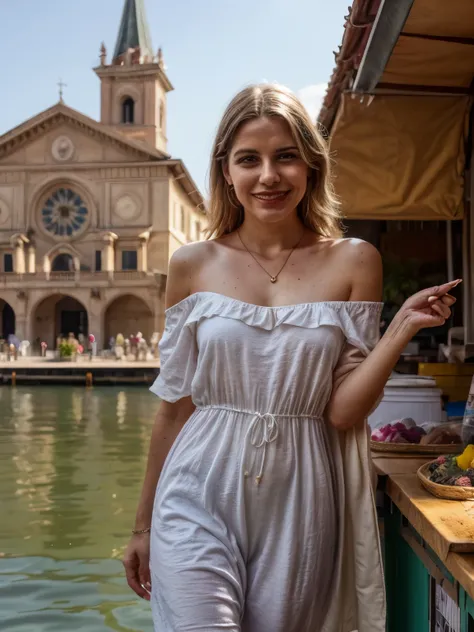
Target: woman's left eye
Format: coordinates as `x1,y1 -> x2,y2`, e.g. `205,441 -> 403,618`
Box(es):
278,153 -> 298,161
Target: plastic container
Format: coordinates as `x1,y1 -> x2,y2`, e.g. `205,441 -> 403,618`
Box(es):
368,375 -> 444,430
446,401 -> 467,419
461,377 -> 474,445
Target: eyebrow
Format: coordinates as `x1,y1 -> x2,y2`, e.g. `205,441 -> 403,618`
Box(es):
233,145 -> 299,157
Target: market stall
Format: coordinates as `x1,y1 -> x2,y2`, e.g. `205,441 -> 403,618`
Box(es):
375,453 -> 474,631
321,1 -> 474,628
319,0 -> 474,399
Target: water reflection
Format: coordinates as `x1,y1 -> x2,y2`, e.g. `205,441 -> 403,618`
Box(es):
0,386 -> 158,631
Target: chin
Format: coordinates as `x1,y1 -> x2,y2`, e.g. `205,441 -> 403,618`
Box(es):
248,204 -> 298,224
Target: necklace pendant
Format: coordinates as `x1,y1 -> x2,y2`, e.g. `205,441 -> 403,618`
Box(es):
270,277 -> 277,284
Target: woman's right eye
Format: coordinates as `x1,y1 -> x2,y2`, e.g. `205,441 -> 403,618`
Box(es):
237,156 -> 258,164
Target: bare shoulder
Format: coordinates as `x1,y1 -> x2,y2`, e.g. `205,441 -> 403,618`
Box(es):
166,241 -> 216,308
169,240 -> 215,269
334,237 -> 381,266
334,238 -> 383,301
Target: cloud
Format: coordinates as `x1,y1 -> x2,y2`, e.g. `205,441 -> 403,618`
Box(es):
297,83 -> 328,121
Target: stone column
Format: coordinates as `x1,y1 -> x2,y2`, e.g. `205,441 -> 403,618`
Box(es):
138,230 -> 150,273
27,246 -> 36,274
25,309 -> 34,346
139,240 -> 147,272
102,232 -> 118,273
43,255 -> 51,280
153,308 -> 161,333
93,310 -> 104,351
15,317 -> 26,341
13,238 -> 26,274
73,256 -> 81,282
152,290 -> 164,333
88,291 -> 103,351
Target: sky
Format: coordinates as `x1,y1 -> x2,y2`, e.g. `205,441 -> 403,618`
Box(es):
1,0 -> 349,195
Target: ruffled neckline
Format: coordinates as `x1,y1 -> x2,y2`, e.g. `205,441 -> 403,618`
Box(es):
165,291 -> 383,316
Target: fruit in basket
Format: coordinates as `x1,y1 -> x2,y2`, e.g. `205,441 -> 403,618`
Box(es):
419,426 -> 462,446
430,464 -> 449,482
428,455 -> 448,473
371,419 -> 426,444
373,419 -> 463,447
455,476 -> 472,487
456,445 -> 474,470
428,448 -> 474,487
430,462 -> 462,485
466,468 -> 474,485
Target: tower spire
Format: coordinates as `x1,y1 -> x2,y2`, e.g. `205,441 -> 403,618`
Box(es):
113,0 -> 153,64
94,0 -> 172,152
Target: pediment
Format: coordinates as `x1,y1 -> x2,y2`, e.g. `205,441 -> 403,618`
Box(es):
0,103 -> 167,165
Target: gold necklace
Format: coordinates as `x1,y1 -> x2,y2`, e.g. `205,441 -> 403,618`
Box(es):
237,229 -> 305,283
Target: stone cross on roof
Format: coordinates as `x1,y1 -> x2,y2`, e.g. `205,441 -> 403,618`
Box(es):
58,78 -> 67,103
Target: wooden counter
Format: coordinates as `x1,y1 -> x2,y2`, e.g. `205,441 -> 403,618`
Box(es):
375,454 -> 474,603
386,474 -> 474,559
372,453 -> 431,476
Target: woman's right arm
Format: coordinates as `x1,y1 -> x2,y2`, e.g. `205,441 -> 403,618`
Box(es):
123,397 -> 194,600
133,399 -> 195,533
123,245 -> 199,600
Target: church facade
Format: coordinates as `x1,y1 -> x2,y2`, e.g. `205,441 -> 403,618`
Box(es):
0,0 -> 205,352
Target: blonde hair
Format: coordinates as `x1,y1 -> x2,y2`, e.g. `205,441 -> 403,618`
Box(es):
206,83 -> 342,239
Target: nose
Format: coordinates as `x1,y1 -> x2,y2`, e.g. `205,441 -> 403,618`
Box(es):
258,159 -> 280,186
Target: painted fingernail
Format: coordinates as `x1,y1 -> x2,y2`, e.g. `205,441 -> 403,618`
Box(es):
146,582 -> 151,590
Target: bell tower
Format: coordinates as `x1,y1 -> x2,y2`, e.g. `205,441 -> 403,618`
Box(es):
94,0 -> 172,153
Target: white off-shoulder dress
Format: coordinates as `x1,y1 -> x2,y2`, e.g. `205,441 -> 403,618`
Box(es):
149,291 -> 386,632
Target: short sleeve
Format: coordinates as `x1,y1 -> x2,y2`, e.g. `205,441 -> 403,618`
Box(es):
333,303 -> 383,391
337,302 -> 383,357
149,298 -> 198,402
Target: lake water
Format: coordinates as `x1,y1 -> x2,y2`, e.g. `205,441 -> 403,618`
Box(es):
0,386 -> 158,632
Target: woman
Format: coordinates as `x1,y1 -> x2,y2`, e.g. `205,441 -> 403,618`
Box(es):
123,83 -> 459,632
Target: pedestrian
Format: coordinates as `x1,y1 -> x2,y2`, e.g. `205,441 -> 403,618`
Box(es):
123,83 -> 459,632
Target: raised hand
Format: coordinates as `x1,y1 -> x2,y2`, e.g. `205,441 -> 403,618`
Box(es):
394,279 -> 461,336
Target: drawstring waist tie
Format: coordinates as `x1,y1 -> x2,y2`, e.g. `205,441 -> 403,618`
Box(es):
196,405 -> 322,485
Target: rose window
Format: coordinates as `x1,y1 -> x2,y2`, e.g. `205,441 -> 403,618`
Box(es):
41,188 -> 88,237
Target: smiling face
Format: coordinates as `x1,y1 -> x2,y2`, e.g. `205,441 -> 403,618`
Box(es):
224,116 -> 309,225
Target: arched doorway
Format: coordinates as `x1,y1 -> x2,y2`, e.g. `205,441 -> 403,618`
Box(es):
104,294 -> 153,344
52,253 -> 74,272
0,299 -> 15,340
33,294 -> 88,348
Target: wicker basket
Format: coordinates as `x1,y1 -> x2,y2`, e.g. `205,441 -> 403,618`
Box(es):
417,462 -> 474,500
370,440 -> 461,455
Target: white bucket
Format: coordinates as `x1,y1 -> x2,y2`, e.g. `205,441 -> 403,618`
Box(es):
368,376 -> 444,429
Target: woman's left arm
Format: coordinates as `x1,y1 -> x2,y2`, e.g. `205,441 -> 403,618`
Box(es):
326,241 -> 460,431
